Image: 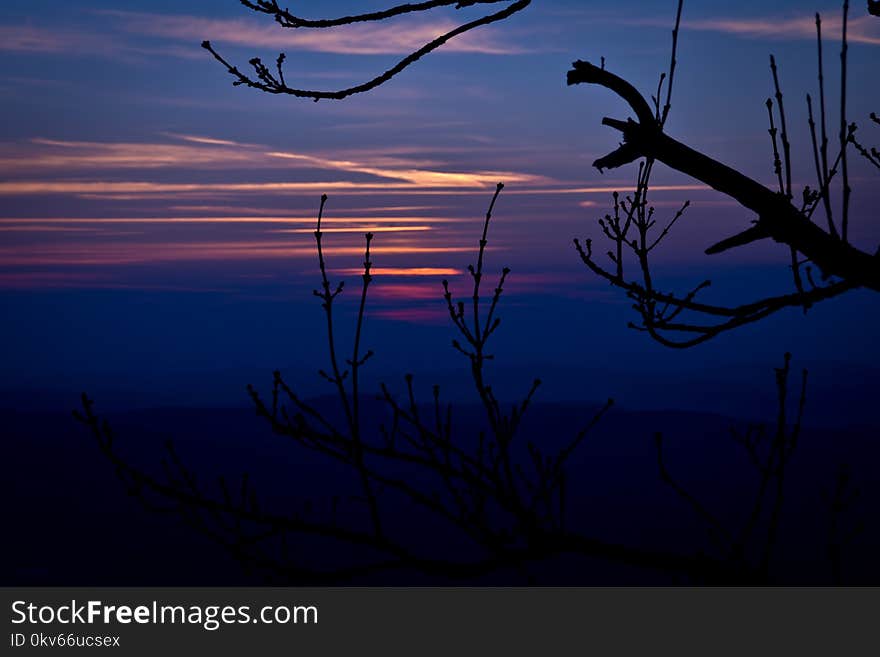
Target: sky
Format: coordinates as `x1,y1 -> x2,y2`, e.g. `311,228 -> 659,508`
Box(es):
1,0 -> 878,410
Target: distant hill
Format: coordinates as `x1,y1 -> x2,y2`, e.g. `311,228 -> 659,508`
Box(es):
2,398 -> 878,585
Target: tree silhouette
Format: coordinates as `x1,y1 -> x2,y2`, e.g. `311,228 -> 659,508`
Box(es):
202,1 -> 878,346
66,0 -> 875,584
570,0 -> 880,346
74,187 -> 851,584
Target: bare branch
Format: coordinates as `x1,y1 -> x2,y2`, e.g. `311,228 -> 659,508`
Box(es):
203,0 -> 531,101
569,2 -> 879,348
569,60 -> 880,292
239,0 -> 512,28
655,355 -> 811,578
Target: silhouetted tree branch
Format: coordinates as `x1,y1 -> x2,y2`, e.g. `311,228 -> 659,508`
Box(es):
202,0 -> 531,101
656,354 -> 808,577
824,463 -> 865,584
570,1 -> 879,347
67,0 -> 874,585
852,112 -> 880,170
73,188 -> 860,583
75,189 -> 805,584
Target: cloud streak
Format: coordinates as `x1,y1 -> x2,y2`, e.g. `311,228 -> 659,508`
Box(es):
0,6 -> 529,64
104,10 -> 529,56
0,25 -> 105,54
265,149 -> 544,187
0,241 -> 476,268
683,15 -> 880,46
335,267 -> 462,277
615,13 -> 880,46
0,135 -> 546,192
0,25 -> 203,59
0,216 -> 464,226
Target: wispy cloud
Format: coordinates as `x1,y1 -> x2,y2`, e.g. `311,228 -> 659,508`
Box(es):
683,15 -> 880,46
103,10 -> 529,56
0,25 -> 111,54
0,11 -> 526,65
548,8 -> 880,47
0,241 -> 476,268
162,133 -> 257,147
335,267 -> 462,277
620,13 -> 880,46
265,149 -> 545,188
272,225 -> 433,234
0,216 -> 464,226
0,179 -> 521,198
166,204 -> 440,215
0,137 -> 264,171
0,135 -> 546,191
0,25 -> 204,59
0,180 -> 714,205
0,181 -> 715,203
0,151 -> 705,199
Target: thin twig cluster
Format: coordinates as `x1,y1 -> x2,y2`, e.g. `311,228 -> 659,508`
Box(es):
655,354 -> 808,578
83,190 -> 785,584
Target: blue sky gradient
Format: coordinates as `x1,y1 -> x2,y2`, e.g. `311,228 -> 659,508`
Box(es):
1,1 -> 878,411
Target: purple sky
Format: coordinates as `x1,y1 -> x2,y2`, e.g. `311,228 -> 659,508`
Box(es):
1,1 -> 879,405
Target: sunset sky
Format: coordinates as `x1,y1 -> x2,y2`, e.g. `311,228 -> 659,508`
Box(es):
1,0 -> 879,408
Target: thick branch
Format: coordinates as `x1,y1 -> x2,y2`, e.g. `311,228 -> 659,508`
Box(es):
567,60 -> 880,292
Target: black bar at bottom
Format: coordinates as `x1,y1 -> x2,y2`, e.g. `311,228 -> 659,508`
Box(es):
1,587 -> 876,655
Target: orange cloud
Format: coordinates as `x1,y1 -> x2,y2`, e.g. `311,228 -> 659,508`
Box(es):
0,135 -> 546,192
335,267 -> 462,277
0,181 -> 422,195
0,137 -> 263,171
272,226 -> 433,234
167,204 -> 440,215
162,133 -> 254,147
265,149 -> 545,188
0,180 -> 707,199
